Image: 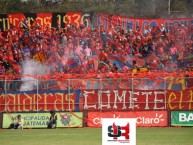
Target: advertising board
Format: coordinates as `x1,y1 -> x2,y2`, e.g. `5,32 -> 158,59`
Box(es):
2,112 -> 83,128
88,111 -> 167,127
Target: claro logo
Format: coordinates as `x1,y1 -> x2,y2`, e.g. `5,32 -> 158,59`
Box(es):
93,113 -> 165,125
137,113 -> 165,124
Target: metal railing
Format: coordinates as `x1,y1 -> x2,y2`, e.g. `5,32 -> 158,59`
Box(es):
0,78 -> 157,92
0,76 -> 190,92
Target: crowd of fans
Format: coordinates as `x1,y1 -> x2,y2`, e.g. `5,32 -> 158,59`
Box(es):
0,19 -> 193,77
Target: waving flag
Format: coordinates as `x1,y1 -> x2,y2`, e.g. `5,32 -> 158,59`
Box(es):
68,58 -> 79,69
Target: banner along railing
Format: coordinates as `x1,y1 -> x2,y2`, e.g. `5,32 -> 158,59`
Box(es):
0,76 -> 193,112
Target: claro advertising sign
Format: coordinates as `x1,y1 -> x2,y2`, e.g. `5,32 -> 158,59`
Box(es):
171,111 -> 193,126
88,111 -> 167,127
3,112 -> 83,128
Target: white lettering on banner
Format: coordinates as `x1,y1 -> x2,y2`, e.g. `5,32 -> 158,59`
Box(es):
179,113 -> 186,122
137,113 -> 165,124
83,90 -> 96,109
98,90 -> 111,109
153,91 -> 165,109
179,113 -> 193,122
141,92 -> 152,110
92,113 -> 165,125
83,90 -> 166,110
113,90 -> 127,109
129,91 -> 139,109
93,117 -> 100,125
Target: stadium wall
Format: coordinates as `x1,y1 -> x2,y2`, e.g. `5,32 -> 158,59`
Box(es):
1,87 -> 193,128
1,89 -> 193,112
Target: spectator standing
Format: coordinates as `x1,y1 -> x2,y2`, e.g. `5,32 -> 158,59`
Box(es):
122,62 -> 130,73
84,45 -> 92,59
169,43 -> 178,61
144,24 -> 151,35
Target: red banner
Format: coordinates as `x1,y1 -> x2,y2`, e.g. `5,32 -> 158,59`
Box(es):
7,13 -> 26,29
0,12 -> 93,31
0,89 -> 193,112
83,90 -> 193,110
36,13 -> 52,29
82,89 -> 165,111
87,111 -> 168,127
82,89 -> 193,111
66,12 -> 82,28
167,90 -> 193,110
96,13 -> 193,32
0,91 -> 79,112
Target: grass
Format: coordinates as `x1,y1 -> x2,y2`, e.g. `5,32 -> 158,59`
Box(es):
0,127 -> 193,145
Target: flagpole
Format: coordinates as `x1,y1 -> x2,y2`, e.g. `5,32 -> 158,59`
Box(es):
168,0 -> 171,15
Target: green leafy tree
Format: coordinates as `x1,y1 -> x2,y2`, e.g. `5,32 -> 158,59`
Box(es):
4,0 -> 23,13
